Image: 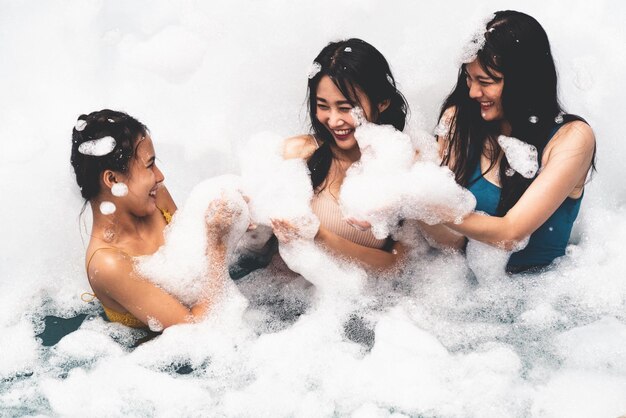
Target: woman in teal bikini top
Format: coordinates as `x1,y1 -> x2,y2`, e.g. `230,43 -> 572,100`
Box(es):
421,11 -> 595,273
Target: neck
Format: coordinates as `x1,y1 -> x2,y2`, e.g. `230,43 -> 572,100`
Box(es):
90,199 -> 150,243
331,144 -> 361,164
500,119 -> 512,136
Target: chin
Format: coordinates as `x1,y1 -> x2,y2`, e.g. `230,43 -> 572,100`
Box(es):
334,138 -> 358,150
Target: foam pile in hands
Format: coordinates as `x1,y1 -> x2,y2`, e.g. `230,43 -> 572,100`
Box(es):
339,111 -> 476,240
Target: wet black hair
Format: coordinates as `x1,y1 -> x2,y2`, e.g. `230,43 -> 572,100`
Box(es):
70,109 -> 148,201
306,38 -> 409,190
439,10 -> 594,215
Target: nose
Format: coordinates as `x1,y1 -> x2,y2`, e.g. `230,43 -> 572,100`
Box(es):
154,164 -> 165,183
468,81 -> 482,99
328,109 -> 346,128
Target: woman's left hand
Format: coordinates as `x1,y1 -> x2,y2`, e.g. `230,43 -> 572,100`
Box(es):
270,216 -> 319,244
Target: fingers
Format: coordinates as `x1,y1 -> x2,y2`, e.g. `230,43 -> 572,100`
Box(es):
271,218 -> 297,243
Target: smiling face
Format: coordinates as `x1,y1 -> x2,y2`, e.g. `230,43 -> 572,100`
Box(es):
315,75 -> 375,152
116,135 -> 164,217
465,59 -> 505,122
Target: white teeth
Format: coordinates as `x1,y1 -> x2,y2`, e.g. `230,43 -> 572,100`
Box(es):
334,129 -> 351,136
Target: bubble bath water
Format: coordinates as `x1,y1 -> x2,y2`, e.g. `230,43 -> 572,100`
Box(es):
1,1 -> 625,417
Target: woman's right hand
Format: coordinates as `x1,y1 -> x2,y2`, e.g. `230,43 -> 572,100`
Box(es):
205,196 -> 241,242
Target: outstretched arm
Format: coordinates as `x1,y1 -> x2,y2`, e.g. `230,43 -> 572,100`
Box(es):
446,122 -> 595,249
88,245 -> 226,329
316,226 -> 405,270
271,219 -> 404,271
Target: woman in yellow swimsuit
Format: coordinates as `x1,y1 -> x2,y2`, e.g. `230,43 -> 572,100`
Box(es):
71,109 -> 234,329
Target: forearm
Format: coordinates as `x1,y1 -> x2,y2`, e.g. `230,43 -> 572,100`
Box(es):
189,240 -> 229,319
315,227 -> 400,270
417,221 -> 465,250
445,213 -> 521,250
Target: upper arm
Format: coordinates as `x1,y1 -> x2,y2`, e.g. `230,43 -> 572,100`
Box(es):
89,251 -> 194,328
283,135 -> 318,160
505,121 -> 595,237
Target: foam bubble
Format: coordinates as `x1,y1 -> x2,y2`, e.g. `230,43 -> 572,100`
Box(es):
78,136 -> 117,157
99,201 -> 116,215
307,61 -> 321,79
498,135 -> 539,178
75,119 -> 87,131
339,119 -> 475,239
458,14 -> 495,64
147,316 -> 164,332
111,182 -> 128,197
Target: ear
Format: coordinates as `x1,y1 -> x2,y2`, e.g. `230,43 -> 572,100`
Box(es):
102,170 -> 117,189
377,99 -> 391,114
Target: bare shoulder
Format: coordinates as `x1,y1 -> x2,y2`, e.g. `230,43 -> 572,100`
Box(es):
440,106 -> 457,123
283,134 -> 318,160
548,120 -> 596,153
87,247 -> 133,287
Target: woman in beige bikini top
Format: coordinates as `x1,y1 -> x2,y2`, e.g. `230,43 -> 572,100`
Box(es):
71,109 -> 237,329
274,38 -> 411,271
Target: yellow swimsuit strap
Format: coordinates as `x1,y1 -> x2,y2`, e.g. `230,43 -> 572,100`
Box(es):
158,206 -> 173,224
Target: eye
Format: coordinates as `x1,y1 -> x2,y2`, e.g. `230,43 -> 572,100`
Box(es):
479,80 -> 494,86
316,104 -> 330,110
339,106 -> 352,113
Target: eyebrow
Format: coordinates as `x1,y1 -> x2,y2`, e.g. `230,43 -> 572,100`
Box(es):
316,97 -> 352,105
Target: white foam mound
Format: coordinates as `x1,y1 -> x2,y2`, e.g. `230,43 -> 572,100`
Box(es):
137,175 -> 250,306
340,121 -> 476,239
466,220 -> 530,284
497,135 -> 539,179
239,132 -> 315,225
237,132 -> 365,309
466,238 -> 512,284
458,14 -> 495,65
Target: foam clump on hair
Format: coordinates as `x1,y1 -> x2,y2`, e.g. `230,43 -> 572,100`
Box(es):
78,136 -> 117,157
340,120 -> 476,239
75,119 -> 87,132
307,61 -> 322,79
497,135 -> 539,178
137,174 -> 250,306
458,13 -> 495,65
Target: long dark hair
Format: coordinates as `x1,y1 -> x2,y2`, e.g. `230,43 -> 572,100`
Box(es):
306,38 -> 409,189
70,109 -> 148,201
440,10 -> 592,215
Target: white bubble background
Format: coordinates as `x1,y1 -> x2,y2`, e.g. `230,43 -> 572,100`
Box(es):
1,1 -> 625,417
